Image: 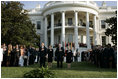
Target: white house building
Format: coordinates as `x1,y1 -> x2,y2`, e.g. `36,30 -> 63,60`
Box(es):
28,1 -> 116,61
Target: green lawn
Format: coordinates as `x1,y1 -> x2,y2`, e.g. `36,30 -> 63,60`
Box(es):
1,62 -> 117,78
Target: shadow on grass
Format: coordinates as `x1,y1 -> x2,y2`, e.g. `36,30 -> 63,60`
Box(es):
27,61 -> 117,72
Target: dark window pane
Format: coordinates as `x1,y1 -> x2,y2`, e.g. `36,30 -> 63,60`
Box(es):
37,21 -> 41,29
102,36 -> 106,45
58,35 -> 60,43
101,20 -> 106,29
90,36 -> 93,44
68,18 -> 73,26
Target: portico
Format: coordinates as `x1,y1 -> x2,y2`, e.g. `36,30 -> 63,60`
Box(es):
44,11 -> 97,50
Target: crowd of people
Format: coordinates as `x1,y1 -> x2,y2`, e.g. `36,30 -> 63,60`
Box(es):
1,43 -> 74,68
1,43 -> 117,69
81,44 -> 117,68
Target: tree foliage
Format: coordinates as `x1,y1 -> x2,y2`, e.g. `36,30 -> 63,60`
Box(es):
105,11 -> 117,45
1,1 -> 40,46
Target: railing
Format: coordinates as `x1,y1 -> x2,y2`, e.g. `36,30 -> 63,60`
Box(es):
54,23 -> 62,27
65,23 -> 74,26
47,23 -> 93,29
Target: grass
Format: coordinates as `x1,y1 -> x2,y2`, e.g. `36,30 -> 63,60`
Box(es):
1,61 -> 117,78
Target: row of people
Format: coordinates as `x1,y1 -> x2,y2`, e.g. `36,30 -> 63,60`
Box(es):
1,43 -> 74,68
81,44 -> 117,68
34,43 -> 74,68
1,43 -> 116,69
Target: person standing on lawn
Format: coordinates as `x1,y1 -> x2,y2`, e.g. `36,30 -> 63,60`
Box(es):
39,42 -> 47,67
28,45 -> 35,65
19,45 -> 24,67
65,45 -> 73,68
2,43 -> 7,66
55,44 -> 64,68
6,44 -> 12,66
47,45 -> 53,68
14,45 -> 20,66
1,44 -> 3,65
10,46 -> 16,66
73,48 -> 77,62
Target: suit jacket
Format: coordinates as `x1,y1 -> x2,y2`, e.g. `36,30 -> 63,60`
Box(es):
55,47 -> 64,61
39,46 -> 47,58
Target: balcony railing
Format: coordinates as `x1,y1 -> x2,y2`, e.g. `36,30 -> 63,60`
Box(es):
65,23 -> 74,26
47,22 -> 93,29
54,23 -> 62,27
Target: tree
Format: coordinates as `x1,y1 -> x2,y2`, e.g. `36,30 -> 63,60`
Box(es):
105,11 -> 117,45
1,1 -> 40,46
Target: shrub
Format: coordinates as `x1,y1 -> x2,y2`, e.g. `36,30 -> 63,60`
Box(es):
23,67 -> 55,78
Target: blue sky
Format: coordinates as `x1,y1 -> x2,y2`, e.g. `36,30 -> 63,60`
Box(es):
20,1 -> 117,10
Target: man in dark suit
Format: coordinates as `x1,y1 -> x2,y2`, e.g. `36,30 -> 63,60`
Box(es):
28,45 -> 35,65
55,44 -> 64,68
10,46 -> 16,66
39,43 -> 47,67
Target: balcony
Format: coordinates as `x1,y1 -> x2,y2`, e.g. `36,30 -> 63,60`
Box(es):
47,22 -> 93,29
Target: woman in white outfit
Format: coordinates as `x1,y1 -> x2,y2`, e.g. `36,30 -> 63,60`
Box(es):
1,45 -> 3,64
19,46 -> 24,66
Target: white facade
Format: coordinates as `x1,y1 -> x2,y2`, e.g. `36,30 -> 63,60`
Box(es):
28,1 -> 116,58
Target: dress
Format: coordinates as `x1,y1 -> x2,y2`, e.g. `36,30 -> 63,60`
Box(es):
19,56 -> 24,66
14,48 -> 20,66
1,48 -> 3,62
47,49 -> 53,62
10,48 -> 16,66
19,49 -> 24,66
6,50 -> 11,66
2,47 -> 7,66
66,50 -> 73,63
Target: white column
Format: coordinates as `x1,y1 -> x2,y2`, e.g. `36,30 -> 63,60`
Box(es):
93,15 -> 97,45
44,16 -> 47,47
96,18 -> 100,45
86,12 -> 91,49
61,11 -> 65,48
51,13 -> 54,47
74,11 -> 79,49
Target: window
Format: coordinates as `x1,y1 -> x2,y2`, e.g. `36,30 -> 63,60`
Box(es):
102,36 -> 106,46
58,35 -> 60,44
89,21 -> 92,25
68,18 -> 73,26
37,21 -> 41,29
81,35 -> 83,43
101,20 -> 106,29
58,19 -> 61,26
58,19 -> 60,23
79,19 -> 83,26
48,37 -> 50,46
90,36 -> 93,44
68,34 -> 73,43
48,21 -> 51,29
89,21 -> 93,28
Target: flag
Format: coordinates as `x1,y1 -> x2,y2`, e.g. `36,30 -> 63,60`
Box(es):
65,41 -> 66,52
71,42 -> 72,50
